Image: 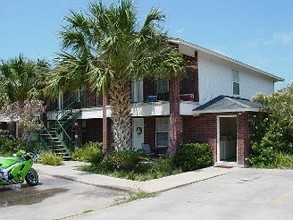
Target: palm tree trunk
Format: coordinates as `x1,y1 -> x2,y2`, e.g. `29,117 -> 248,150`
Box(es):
102,94 -> 108,153
109,80 -> 132,151
169,77 -> 181,156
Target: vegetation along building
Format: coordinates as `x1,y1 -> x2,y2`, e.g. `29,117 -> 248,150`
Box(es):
43,39 -> 283,166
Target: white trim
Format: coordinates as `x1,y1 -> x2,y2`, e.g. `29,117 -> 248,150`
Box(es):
217,115 -> 238,163
194,107 -> 261,115
132,118 -> 144,150
0,116 -> 20,122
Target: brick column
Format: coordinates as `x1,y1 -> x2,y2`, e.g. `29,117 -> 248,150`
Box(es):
237,112 -> 250,165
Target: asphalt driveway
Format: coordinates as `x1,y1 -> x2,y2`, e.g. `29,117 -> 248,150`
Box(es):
0,173 -> 127,220
74,168 -> 293,220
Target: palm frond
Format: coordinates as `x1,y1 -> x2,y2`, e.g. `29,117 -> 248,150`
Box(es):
87,61 -> 114,94
0,55 -> 46,102
46,52 -> 90,98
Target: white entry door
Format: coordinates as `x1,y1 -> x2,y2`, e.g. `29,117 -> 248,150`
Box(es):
132,118 -> 144,150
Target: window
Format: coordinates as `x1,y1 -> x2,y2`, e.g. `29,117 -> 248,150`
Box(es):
156,118 -> 169,147
155,117 -> 183,147
155,77 -> 169,94
77,88 -> 82,102
132,80 -> 143,103
155,77 -> 169,101
232,70 -> 240,95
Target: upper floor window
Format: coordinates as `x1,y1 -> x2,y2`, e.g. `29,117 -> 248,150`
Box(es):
132,80 -> 143,103
232,70 -> 240,95
155,77 -> 169,94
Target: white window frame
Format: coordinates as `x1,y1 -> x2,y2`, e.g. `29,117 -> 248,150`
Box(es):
155,117 -> 183,147
131,80 -> 143,103
155,117 -> 169,147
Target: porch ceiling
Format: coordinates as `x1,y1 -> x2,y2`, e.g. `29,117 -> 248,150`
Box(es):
192,95 -> 264,115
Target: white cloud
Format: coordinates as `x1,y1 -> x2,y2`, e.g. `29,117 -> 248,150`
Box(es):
273,32 -> 293,45
245,31 -> 293,48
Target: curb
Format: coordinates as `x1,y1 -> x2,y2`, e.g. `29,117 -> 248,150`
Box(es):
36,167 -> 236,194
36,170 -> 136,193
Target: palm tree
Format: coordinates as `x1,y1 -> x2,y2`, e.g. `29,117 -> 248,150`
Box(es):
0,55 -> 48,140
0,55 -> 48,103
47,0 -> 185,152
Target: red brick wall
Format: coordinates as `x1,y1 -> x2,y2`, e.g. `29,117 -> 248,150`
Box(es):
182,113 -> 251,165
182,115 -> 217,161
81,113 -> 251,165
82,118 -> 111,145
143,117 -> 156,151
237,112 -> 251,165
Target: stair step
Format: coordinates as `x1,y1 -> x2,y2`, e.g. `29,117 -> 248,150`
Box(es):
62,156 -> 72,160
40,110 -> 81,161
53,150 -> 67,153
55,152 -> 69,156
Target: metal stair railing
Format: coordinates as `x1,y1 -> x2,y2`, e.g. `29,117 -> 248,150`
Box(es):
55,119 -> 73,155
41,90 -> 84,157
55,109 -> 82,133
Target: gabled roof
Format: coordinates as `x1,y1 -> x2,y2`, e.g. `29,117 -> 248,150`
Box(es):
193,95 -> 264,114
169,38 -> 284,82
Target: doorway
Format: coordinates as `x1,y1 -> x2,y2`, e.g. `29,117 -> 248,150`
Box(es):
218,116 -> 237,162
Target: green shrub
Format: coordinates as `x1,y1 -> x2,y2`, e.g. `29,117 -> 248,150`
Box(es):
21,140 -> 43,153
173,143 -> 214,172
247,142 -> 276,167
109,150 -> 147,172
94,160 -> 115,173
0,130 -> 42,156
38,151 -> 63,166
272,152 -> 293,168
148,157 -> 175,175
72,141 -> 104,165
0,130 -> 21,156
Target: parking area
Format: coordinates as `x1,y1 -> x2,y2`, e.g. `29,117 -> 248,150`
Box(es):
76,168 -> 293,220
1,168 -> 293,220
0,173 -> 127,220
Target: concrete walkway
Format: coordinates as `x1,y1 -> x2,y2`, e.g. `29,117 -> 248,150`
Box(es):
34,161 -> 238,193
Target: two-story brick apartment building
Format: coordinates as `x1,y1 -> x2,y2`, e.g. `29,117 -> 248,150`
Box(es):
44,38 -> 283,166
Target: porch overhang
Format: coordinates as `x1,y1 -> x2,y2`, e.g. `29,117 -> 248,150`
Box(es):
192,95 -> 265,116
0,116 -> 20,123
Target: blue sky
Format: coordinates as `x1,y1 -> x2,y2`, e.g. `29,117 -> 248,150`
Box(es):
1,0 -> 292,89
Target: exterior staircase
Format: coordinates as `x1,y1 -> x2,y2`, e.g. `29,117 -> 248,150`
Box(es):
40,92 -> 83,159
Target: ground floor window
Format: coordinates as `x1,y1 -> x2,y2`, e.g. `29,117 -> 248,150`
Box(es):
155,117 -> 169,147
155,117 -> 183,147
